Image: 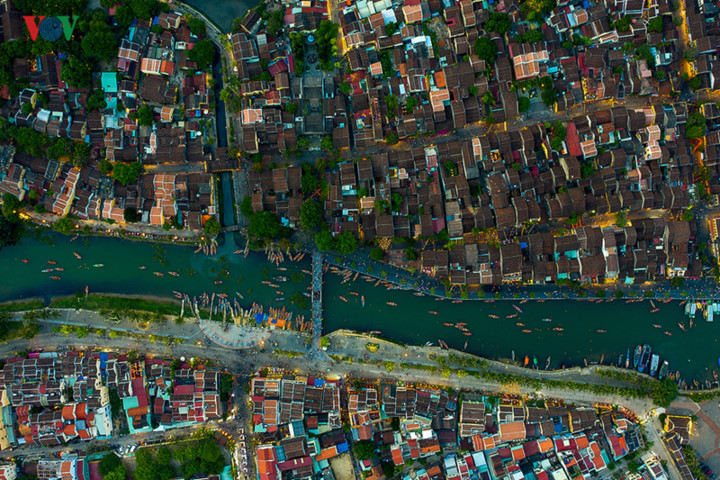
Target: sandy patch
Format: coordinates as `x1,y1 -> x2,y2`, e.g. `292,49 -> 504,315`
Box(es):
330,453 -> 358,480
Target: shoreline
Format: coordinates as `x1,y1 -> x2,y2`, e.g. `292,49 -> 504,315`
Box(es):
4,293 -> 719,396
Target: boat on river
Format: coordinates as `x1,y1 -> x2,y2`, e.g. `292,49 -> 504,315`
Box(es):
513,304 -> 523,313
524,355 -> 529,366
55,268 -> 63,271
678,322 -> 687,331
361,295 -> 365,307
21,259 -> 29,263
429,311 -> 438,315
633,345 -> 642,368
553,327 -> 564,331
452,300 -> 462,304
154,272 -> 163,277
541,318 -> 551,322
168,271 -> 179,277
516,322 -> 524,327
596,329 -> 607,333
658,361 -> 669,379
275,297 -> 284,301
138,266 -> 147,270
41,268 -> 53,273
650,354 -> 660,376
386,302 -> 397,306
339,296 -> 348,303
73,252 -> 82,259
638,344 -> 651,373
488,314 -> 499,319
653,324 -> 662,328
93,264 -> 104,268
522,329 -> 532,333
50,276 -> 61,280
625,348 -> 631,368
47,260 -> 56,264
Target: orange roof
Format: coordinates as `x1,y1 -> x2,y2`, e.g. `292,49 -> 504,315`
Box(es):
575,434 -> 590,450
435,71 -> 446,89
499,421 -> 526,442
511,446 -> 525,462
538,438 -> 554,453
62,405 -> 75,420
391,446 -> 404,465
590,442 -> 605,470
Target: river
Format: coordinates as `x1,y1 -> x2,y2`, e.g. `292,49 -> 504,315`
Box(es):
1,231 -> 718,383
183,0 -> 256,31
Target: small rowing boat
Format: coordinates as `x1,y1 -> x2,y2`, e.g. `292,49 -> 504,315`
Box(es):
522,329 -> 531,333
55,268 -> 63,271
214,280 -> 223,285
553,327 -> 564,331
339,296 -> 348,302
488,314 -> 499,319
168,271 -> 179,277
50,276 -> 61,280
516,322 -> 525,327
596,329 -> 607,333
93,264 -> 104,268
21,259 -> 29,263
73,252 -> 82,259
664,331 -> 672,336
429,311 -> 438,315
653,324 -> 662,328
361,295 -> 365,307
154,272 -> 163,277
386,302 -> 397,306
138,266 -> 147,270
541,318 -> 551,322
452,300 -> 462,304
47,260 -> 56,265
513,304 -> 523,313
443,322 -> 453,326
41,268 -> 53,273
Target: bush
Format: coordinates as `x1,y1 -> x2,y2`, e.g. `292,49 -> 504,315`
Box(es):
370,247 -> 384,261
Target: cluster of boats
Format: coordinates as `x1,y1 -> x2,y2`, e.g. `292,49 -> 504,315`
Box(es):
683,300 -> 718,322
623,344 -> 670,379
441,322 -> 472,336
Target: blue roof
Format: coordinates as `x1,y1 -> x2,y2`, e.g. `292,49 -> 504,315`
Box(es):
314,378 -> 325,387
101,72 -> 117,93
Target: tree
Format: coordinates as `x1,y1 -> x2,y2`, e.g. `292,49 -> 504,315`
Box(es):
474,36 -> 497,63
485,12 -> 511,34
204,217 -> 221,235
405,246 -> 418,261
187,39 -> 216,69
385,21 -> 398,35
670,276 -> 685,287
86,89 -> 107,111
521,0 -> 556,21
299,199 -> 323,231
61,56 -> 92,89
686,111 -> 706,139
248,211 -> 283,239
54,217 -> 75,235
266,10 -> 284,35
391,192 -> 403,211
541,87 -> 557,106
550,136 -> 563,151
187,17 -> 207,36
285,102 -> 298,115
648,16 -> 663,32
1,193 -> 22,224
82,15 -> 118,60
386,131 -> 399,145
339,81 -> 351,95
99,454 -> 123,476
405,96 -> 418,113
124,207 -> 140,223
518,96 -> 530,113
240,196 -> 253,218
519,29 -> 544,43
385,94 -> 398,117
113,161 -> 144,185
614,15 -> 632,32
370,247 -> 384,261
99,160 -> 114,175
321,135 -> 334,151
115,5 -> 134,28
156,446 -> 173,466
353,441 -> 376,460
297,137 -> 311,151
688,75 -> 702,90
482,91 -> 495,105
314,229 -> 335,251
335,231 -> 357,254
301,164 -> 319,194
136,105 -> 154,126
468,86 -> 478,96
315,21 -> 339,67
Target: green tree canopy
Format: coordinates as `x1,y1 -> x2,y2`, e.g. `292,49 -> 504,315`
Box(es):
301,164 -> 319,194
315,21 -> 339,67
474,36 -> 497,63
123,207 -> 140,223
248,211 -> 284,240
686,111 -> 706,139
519,29 -> 544,43
98,453 -> 123,476
61,56 -> 92,89
187,17 -> 207,36
353,441 -> 376,460
648,16 -> 663,32
81,13 -> 118,60
518,96 -> 530,113
204,217 -> 222,235
113,161 -> 144,185
299,199 -> 323,231
314,229 -> 335,251
54,216 -> 75,235
99,159 -> 114,175
335,231 -> 357,254
240,196 -> 253,218
1,193 -> 22,224
135,105 -> 154,126
187,39 -> 216,69
370,247 -> 384,261
485,12 -> 511,34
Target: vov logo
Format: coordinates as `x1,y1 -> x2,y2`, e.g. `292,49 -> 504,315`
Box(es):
23,15 -> 79,41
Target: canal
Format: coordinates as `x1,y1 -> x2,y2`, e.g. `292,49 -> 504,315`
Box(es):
1,231 -> 718,382
183,0 -> 256,31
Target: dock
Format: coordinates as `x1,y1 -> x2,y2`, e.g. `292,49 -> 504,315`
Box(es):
307,249 -> 327,360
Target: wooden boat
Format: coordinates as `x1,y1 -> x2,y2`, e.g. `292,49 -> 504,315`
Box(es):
678,322 -> 687,331
429,311 -> 438,315
50,276 -> 61,280
452,300 -> 462,304
521,329 -> 532,333
443,322 -> 453,326
513,304 -> 523,313
47,260 -> 56,264
93,264 -> 104,268
339,296 -> 348,302
652,324 -> 662,328
275,297 -> 284,301
541,318 -> 552,322
463,332 -> 472,336
596,329 -> 607,333
153,272 -> 163,277
361,296 -> 365,307
386,302 -> 397,306
506,314 -> 517,319
664,331 -> 672,336
553,327 -> 564,331
650,308 -> 660,313
214,281 -> 223,285
21,259 -> 29,263
55,268 -> 63,271
516,322 -> 525,327
138,266 -> 147,270
168,271 -> 179,277
73,252 -> 82,259
41,268 -> 53,273
524,356 -> 529,365
488,314 -> 499,319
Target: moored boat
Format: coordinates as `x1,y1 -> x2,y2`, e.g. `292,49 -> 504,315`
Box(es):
339,296 -> 348,302
638,344 -> 651,373
658,360 -> 669,379
596,329 -> 607,333
633,345 -> 642,369
47,260 -> 56,264
625,348 -> 630,368
649,354 -> 660,376
516,322 -> 524,327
